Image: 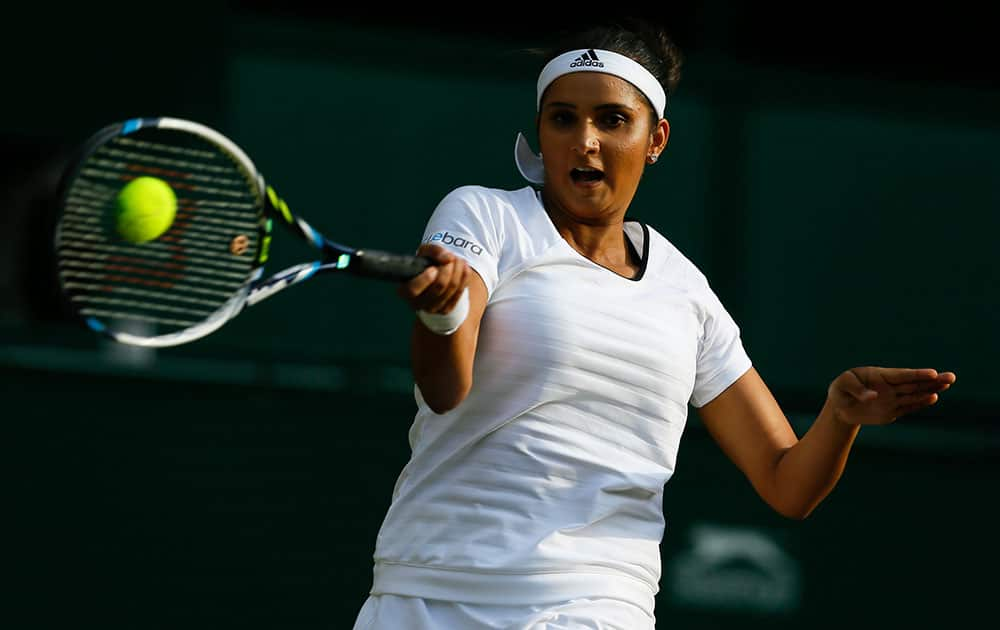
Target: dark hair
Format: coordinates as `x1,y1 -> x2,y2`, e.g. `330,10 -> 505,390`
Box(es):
538,18 -> 683,122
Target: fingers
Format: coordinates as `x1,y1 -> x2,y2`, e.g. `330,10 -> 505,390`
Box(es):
397,245 -> 470,313
398,264 -> 458,312
831,366 -> 956,425
895,392 -> 941,417
878,368 -> 956,386
895,390 -> 940,408
852,367 -> 957,393
867,366 -> 954,416
438,263 -> 470,313
894,379 -> 953,395
416,242 -> 457,264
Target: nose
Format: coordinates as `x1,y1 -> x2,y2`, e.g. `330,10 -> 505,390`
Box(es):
573,121 -> 600,154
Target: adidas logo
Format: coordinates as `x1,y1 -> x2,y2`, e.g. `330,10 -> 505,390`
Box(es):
569,49 -> 604,68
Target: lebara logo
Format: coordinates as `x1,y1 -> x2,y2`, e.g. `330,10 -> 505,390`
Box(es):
570,49 -> 604,68
428,231 -> 484,256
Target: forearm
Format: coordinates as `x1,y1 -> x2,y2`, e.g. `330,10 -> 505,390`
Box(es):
772,399 -> 861,519
401,249 -> 488,414
702,366 -> 953,520
411,319 -> 479,414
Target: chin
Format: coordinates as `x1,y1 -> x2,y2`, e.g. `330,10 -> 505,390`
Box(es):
559,193 -> 620,221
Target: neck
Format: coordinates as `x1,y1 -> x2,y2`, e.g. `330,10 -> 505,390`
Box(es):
540,189 -> 638,275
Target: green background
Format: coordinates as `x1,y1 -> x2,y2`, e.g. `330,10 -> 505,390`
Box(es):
3,6 -> 997,629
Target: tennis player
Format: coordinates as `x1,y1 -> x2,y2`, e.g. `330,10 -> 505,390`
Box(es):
354,19 -> 956,629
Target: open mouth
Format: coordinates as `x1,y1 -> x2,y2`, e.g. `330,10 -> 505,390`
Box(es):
570,167 -> 604,184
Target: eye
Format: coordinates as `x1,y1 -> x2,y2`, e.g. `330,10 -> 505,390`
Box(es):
549,110 -> 575,127
600,112 -> 629,128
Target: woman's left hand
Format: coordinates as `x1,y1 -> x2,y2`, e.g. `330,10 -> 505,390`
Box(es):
826,367 -> 957,426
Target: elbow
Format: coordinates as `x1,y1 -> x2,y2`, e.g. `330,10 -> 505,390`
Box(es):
777,506 -> 812,521
762,483 -> 817,520
771,499 -> 818,521
426,396 -> 462,415
421,380 -> 472,415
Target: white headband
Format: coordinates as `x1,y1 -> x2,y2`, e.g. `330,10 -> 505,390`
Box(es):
537,48 -> 666,118
515,48 -> 667,184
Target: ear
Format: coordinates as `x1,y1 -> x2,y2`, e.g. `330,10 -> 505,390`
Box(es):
649,117 -> 670,161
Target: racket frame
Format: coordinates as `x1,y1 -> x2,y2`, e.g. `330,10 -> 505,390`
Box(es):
55,117 -> 428,348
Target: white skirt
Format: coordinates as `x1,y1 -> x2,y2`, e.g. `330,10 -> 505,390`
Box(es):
351,594 -> 655,630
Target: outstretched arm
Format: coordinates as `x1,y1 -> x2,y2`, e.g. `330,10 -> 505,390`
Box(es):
697,366 -> 956,519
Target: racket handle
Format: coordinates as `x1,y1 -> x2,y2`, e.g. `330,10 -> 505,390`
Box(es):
353,250 -> 433,281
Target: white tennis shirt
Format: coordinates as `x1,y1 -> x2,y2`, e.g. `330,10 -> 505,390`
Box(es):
371,185 -> 752,615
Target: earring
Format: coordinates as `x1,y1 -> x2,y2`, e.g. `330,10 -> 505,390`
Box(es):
649,153 -> 659,163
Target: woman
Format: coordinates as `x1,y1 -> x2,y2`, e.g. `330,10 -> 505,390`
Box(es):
354,20 -> 956,630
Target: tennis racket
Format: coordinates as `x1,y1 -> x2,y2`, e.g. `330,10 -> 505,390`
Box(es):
55,117 -> 431,348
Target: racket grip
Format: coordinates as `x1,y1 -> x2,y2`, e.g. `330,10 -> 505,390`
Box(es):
353,250 -> 433,281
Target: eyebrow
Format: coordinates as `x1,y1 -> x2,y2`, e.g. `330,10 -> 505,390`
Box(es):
544,101 -> 637,112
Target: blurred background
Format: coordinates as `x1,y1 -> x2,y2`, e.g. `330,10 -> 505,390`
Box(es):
4,3 -> 997,629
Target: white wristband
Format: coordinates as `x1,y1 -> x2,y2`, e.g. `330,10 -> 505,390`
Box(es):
416,287 -> 470,335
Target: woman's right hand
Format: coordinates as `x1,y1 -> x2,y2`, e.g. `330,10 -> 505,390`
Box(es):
397,243 -> 471,314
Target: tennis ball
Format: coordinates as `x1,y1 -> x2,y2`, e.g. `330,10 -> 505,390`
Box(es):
114,176 -> 177,243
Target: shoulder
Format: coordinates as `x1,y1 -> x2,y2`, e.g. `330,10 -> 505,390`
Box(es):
432,185 -> 545,241
639,223 -> 712,291
638,222 -> 737,330
424,184 -> 544,252
437,185 -> 538,212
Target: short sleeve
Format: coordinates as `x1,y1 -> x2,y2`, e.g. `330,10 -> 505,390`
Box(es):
421,186 -> 502,296
689,286 -> 753,408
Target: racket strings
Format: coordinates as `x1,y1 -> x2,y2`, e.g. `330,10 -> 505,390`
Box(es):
57,230 -> 252,274
78,165 -> 247,198
57,128 -> 262,336
68,178 -> 258,216
57,250 -> 249,285
61,206 -> 256,246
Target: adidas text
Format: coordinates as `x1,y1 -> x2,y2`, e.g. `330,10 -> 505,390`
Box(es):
570,59 -> 604,68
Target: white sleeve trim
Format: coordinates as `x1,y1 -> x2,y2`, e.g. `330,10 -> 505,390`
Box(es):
690,354 -> 753,408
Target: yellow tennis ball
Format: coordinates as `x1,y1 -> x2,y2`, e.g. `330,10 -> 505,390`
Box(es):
115,176 -> 177,243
